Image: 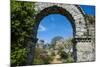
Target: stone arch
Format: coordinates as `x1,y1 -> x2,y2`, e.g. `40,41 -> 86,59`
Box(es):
35,6 -> 76,38
34,2 -> 87,39
26,2 -> 94,65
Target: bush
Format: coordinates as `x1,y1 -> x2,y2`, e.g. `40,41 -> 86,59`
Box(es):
60,51 -> 74,63
33,48 -> 53,64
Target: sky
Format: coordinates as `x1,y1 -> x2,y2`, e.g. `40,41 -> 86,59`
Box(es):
37,5 -> 95,43
80,5 -> 95,16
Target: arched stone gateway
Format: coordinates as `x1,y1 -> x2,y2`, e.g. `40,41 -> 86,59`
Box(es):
26,2 -> 95,65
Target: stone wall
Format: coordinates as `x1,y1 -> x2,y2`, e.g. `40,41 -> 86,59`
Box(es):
76,40 -> 95,62
29,2 -> 95,63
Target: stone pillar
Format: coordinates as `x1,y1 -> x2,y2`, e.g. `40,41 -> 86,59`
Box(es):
76,37 -> 95,62
26,38 -> 38,65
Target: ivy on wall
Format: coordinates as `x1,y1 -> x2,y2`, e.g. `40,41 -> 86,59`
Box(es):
11,0 -> 36,66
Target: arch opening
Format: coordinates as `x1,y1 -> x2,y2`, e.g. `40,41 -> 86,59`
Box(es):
34,12 -> 77,64
37,14 -> 74,43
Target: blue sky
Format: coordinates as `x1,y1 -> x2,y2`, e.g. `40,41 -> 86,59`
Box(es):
37,14 -> 73,43
37,5 -> 95,43
80,5 -> 95,16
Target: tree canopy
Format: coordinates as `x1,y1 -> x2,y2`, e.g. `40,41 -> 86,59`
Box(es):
51,36 -> 63,45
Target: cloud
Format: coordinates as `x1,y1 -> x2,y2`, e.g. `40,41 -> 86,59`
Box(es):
38,25 -> 46,32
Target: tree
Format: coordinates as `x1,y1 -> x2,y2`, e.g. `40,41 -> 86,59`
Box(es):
57,38 -> 74,63
11,0 -> 36,66
51,36 -> 63,48
60,48 -> 74,63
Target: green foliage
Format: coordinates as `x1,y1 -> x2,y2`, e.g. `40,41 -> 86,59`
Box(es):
60,51 -> 68,59
60,51 -> 74,63
33,48 -> 44,64
44,55 -> 53,64
33,48 -> 53,64
34,58 -> 44,64
11,0 -> 36,66
11,48 -> 27,66
51,52 -> 56,56
66,55 -> 74,63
